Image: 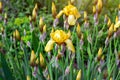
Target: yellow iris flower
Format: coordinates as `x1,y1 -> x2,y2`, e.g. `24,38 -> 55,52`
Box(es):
56,3 -> 80,25
45,30 -> 75,53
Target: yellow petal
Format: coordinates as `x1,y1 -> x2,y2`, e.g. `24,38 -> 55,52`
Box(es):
56,10 -> 64,18
45,39 -> 55,52
76,69 -> 81,80
50,30 -> 69,44
114,21 -> 120,29
67,30 -> 71,38
65,39 -> 75,53
30,50 -> 36,66
68,15 -> 76,25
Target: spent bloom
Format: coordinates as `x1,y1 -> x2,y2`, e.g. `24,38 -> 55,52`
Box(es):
45,29 -> 75,53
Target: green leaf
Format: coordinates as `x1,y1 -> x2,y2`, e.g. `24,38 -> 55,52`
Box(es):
0,53 -> 14,80
31,30 -> 39,53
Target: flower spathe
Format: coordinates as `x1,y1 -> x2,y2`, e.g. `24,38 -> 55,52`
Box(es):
45,30 -> 75,53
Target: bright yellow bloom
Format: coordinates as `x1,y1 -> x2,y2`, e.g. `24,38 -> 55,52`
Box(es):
52,2 -> 57,18
45,30 -> 75,53
76,69 -> 81,80
50,30 -> 70,44
56,3 -> 80,25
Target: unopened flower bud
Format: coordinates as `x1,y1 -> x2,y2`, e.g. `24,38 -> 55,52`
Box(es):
0,1 -> 2,13
97,47 -> 102,61
32,8 -> 37,22
13,29 -> 21,40
52,2 -> 57,18
30,50 -> 36,66
76,69 -> 81,80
